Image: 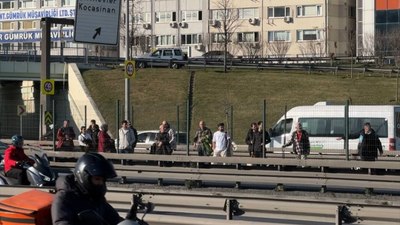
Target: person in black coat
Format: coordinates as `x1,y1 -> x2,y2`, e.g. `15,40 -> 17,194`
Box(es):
343,122 -> 383,161
245,122 -> 271,158
51,153 -> 121,225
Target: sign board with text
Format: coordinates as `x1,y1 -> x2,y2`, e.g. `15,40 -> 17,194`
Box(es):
41,79 -> 55,95
74,0 -> 121,45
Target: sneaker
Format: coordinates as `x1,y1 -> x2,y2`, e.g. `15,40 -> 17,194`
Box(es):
246,163 -> 253,166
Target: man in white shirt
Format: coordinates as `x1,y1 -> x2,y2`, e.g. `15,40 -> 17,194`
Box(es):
118,120 -> 136,153
212,123 -> 230,157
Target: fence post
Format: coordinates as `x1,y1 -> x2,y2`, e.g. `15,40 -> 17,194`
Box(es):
177,105 -> 180,145
335,206 -> 342,225
116,100 -> 120,154
225,199 -> 233,220
84,105 -> 87,128
282,105 -> 287,159
230,105 -> 233,141
186,100 -> 190,156
345,100 -> 350,160
263,100 -> 266,158
52,99 -> 56,151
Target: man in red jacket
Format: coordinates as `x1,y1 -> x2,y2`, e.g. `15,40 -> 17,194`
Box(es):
4,135 -> 34,185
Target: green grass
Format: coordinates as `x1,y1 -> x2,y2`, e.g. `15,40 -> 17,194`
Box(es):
82,67 -> 398,144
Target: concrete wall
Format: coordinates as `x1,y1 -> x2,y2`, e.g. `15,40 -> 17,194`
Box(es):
67,63 -> 111,137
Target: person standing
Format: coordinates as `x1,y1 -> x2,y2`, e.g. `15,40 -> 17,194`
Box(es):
193,120 -> 213,156
118,120 -> 136,154
98,124 -> 115,153
56,120 -> 76,151
51,153 -> 121,225
282,122 -> 310,159
127,120 -> 138,153
155,124 -> 172,166
88,119 -> 100,151
162,120 -> 175,154
212,123 -> 231,158
4,135 -> 35,185
245,122 -> 263,158
78,126 -> 93,152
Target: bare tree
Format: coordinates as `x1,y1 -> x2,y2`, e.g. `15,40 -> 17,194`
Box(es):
375,31 -> 391,67
348,30 -> 356,78
388,29 -> 400,68
266,40 -> 291,60
211,0 -> 241,72
298,40 -> 324,58
239,42 -> 262,59
361,32 -> 375,57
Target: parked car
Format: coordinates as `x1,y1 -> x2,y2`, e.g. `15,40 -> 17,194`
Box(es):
135,48 -> 186,69
137,130 -> 188,145
191,51 -> 234,61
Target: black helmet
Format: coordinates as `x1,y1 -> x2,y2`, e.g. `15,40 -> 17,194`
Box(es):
74,153 -> 117,197
11,135 -> 24,148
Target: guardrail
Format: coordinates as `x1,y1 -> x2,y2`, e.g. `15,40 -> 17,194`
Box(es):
1,186 -> 399,225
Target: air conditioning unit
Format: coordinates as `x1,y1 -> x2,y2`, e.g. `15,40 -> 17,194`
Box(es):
248,18 -> 258,25
143,23 -> 151,29
284,16 -> 292,23
194,44 -> 203,51
210,19 -> 219,27
267,18 -> 274,24
179,22 -> 187,28
169,22 -> 178,28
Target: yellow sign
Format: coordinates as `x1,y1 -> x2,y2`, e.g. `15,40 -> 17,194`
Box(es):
124,60 -> 136,79
41,79 -> 55,95
44,111 -> 53,125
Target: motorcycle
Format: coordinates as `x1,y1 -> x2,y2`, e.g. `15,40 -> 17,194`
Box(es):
78,193 -> 154,225
0,148 -> 57,186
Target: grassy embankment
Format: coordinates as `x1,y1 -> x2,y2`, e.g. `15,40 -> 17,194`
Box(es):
82,67 -> 397,144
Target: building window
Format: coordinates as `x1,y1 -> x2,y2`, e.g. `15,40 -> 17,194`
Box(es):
268,31 -> 291,42
0,1 -> 15,10
41,0 -> 55,7
1,22 -> 13,30
268,6 -> 290,18
182,11 -> 202,21
211,9 -> 235,20
237,32 -> 259,42
297,30 -> 321,41
238,8 -> 259,19
155,11 -> 176,23
134,13 -> 151,23
156,35 -> 175,46
181,34 -> 202,45
18,20 -> 35,29
297,5 -> 322,17
19,0 -> 36,8
62,0 -> 75,6
211,33 -> 226,43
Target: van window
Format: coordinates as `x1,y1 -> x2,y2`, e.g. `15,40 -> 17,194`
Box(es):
163,49 -> 173,56
174,49 -> 182,56
270,119 -> 293,137
298,117 -> 388,138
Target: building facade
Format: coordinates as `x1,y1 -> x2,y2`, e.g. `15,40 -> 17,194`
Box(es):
0,0 -> 356,59
357,0 -> 400,57
126,0 -> 356,58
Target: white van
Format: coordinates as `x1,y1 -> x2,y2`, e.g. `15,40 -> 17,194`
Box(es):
269,102 -> 400,151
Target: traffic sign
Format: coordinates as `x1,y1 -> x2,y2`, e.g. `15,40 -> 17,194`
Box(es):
17,105 -> 27,116
74,0 -> 121,45
44,111 -> 53,125
124,60 -> 136,79
41,79 -> 55,95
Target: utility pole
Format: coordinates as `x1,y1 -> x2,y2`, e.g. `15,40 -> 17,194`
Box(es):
125,0 -> 130,121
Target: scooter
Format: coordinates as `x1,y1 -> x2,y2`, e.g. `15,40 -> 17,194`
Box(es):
78,193 -> 154,225
0,149 -> 57,186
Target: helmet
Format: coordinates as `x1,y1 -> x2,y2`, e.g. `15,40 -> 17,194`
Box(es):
74,153 -> 117,197
11,135 -> 24,148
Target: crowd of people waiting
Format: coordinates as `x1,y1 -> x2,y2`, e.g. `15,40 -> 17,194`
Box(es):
54,119 -> 383,163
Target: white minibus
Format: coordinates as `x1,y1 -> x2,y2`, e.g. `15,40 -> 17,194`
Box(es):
269,102 -> 400,151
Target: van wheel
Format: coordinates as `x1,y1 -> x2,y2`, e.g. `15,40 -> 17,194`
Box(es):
138,62 -> 146,68
171,62 -> 179,69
